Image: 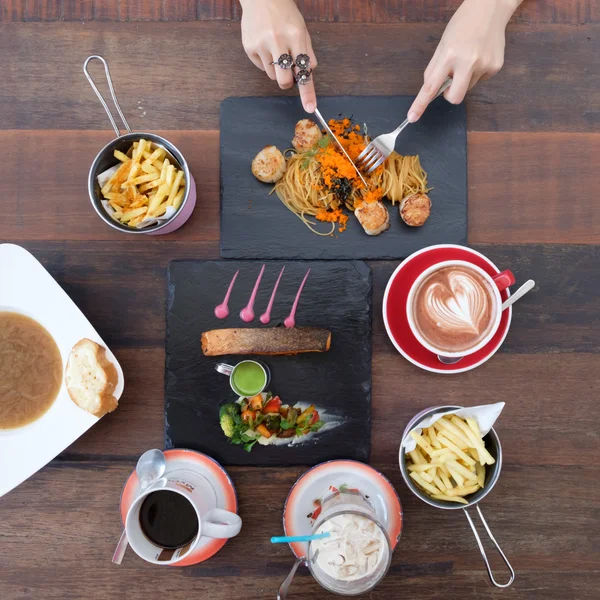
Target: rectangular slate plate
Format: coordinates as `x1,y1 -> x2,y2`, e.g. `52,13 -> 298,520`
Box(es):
165,260 -> 372,466
220,95 -> 467,260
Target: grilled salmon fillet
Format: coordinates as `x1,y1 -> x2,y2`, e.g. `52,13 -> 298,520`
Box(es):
201,328 -> 332,356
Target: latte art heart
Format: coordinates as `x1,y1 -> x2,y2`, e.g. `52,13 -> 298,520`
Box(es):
425,272 -> 489,335
413,265 -> 497,354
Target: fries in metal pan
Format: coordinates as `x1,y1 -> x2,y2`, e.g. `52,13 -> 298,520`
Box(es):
100,138 -> 185,228
405,415 -> 495,503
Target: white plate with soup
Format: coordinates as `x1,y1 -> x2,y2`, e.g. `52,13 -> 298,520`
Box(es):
0,244 -> 124,497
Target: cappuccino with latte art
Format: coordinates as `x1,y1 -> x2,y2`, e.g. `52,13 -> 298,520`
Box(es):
411,264 -> 498,355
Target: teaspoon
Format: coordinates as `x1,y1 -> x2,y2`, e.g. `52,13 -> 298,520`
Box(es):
437,280 -> 536,366
278,550 -> 319,600
112,449 -> 167,565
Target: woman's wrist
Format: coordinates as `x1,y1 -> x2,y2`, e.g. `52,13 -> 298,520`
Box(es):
494,0 -> 521,24
240,0 -> 275,9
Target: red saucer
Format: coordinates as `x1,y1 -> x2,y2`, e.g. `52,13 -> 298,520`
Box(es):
383,245 -> 512,374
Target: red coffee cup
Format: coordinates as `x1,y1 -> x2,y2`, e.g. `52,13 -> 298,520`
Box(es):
406,259 -> 515,360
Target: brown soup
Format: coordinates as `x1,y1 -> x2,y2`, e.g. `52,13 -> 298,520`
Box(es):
0,312 -> 63,430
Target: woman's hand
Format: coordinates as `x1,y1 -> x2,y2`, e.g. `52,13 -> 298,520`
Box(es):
240,0 -> 318,113
407,0 -> 520,122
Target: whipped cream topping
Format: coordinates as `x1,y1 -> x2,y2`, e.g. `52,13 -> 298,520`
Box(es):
312,514 -> 386,582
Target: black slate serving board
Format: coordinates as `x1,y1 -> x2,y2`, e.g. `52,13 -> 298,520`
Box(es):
165,260 -> 372,466
220,96 -> 467,260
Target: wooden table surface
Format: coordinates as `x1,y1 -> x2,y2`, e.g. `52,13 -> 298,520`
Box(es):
1,2 -> 598,599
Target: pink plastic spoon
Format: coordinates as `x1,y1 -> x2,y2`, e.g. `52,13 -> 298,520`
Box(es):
260,266 -> 286,325
214,269 -> 239,319
240,264 -> 266,323
284,268 -> 311,328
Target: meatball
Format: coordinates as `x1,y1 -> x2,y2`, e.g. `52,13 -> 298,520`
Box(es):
355,201 -> 390,236
251,145 -> 287,183
292,119 -> 322,153
399,193 -> 431,227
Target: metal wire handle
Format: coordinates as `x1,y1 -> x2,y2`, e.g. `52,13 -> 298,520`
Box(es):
463,505 -> 515,588
83,55 -> 132,138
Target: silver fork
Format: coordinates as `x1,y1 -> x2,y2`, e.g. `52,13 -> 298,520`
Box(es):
356,77 -> 453,173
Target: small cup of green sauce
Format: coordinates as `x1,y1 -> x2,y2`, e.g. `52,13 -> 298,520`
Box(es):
216,360 -> 270,397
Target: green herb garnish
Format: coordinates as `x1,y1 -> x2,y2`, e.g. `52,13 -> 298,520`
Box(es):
243,440 -> 258,452
318,135 -> 331,148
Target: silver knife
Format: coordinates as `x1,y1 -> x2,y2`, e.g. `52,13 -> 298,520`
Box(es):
313,108 -> 368,189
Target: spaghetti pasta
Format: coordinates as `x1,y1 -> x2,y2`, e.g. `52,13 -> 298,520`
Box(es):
272,119 -> 430,235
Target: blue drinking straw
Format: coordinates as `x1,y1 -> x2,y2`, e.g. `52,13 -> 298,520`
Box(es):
270,533 -> 330,544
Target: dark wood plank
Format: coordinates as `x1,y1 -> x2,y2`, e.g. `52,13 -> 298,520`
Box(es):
468,133 -> 600,244
68,0 -> 93,20
1,0 -> 64,21
0,460 -> 597,599
3,239 -> 596,593
0,131 -> 220,242
2,242 -> 597,465
1,0 -> 596,24
53,345 -> 600,468
0,130 -> 597,244
93,0 -> 120,21
1,22 -> 598,132
197,0 -> 236,20
1,8 -> 598,599
163,0 -> 197,21
294,0 -> 593,25
9,242 -> 598,355
125,0 -> 161,20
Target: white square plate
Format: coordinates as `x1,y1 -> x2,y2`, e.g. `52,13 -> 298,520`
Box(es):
0,244 -> 124,497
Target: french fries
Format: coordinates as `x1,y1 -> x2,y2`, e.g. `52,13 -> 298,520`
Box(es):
405,414 -> 495,504
99,138 -> 185,228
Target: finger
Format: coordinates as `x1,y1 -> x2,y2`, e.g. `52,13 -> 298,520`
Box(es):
291,36 -> 317,112
305,33 -> 318,69
271,49 -> 295,90
259,51 -> 277,80
477,70 -> 496,83
423,46 -> 443,82
468,71 -> 483,90
443,68 -> 471,105
407,63 -> 449,123
423,60 -> 436,84
248,52 -> 265,72
298,74 -> 317,113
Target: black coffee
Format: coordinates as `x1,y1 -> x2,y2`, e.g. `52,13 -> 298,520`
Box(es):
139,490 -> 199,549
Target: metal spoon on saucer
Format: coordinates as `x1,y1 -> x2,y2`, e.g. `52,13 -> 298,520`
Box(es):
437,280 -> 536,366
437,354 -> 464,365
112,449 -> 167,565
500,279 -> 535,311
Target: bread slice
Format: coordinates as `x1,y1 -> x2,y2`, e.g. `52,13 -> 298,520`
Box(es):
66,339 -> 119,417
